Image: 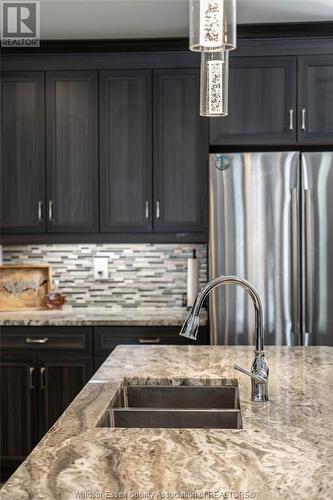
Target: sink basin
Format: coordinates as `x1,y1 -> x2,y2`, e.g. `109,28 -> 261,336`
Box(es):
112,385 -> 240,409
97,385 -> 243,429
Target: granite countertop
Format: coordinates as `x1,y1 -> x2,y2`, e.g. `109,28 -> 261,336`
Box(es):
2,345 -> 332,499
0,307 -> 207,326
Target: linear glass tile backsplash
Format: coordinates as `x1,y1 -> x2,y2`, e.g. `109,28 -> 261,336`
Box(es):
2,244 -> 207,309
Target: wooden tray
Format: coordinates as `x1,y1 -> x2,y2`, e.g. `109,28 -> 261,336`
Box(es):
0,264 -> 52,311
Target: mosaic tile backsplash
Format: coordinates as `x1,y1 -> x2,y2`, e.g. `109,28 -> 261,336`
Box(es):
2,244 -> 207,309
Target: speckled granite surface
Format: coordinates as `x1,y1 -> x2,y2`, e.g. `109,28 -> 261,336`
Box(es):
2,345 -> 332,499
0,307 -> 207,326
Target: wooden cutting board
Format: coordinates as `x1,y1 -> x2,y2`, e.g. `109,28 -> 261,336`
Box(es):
0,264 -> 52,311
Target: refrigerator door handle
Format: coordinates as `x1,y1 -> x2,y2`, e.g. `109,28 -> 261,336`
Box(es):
303,188 -> 312,346
291,188 -> 299,337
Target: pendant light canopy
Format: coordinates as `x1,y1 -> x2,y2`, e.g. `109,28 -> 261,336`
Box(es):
189,0 -> 237,52
200,50 -> 229,117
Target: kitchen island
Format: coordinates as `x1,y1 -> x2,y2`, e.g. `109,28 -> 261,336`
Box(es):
1,345 -> 332,499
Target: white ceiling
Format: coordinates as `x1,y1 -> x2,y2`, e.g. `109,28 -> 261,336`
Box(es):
39,0 -> 333,40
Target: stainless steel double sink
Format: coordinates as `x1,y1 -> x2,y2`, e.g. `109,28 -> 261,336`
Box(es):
97,384 -> 243,429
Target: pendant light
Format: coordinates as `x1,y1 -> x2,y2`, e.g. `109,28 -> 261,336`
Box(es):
189,0 -> 237,52
200,50 -> 229,117
189,0 -> 236,117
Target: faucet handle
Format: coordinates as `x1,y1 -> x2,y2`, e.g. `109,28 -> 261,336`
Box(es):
234,364 -> 268,384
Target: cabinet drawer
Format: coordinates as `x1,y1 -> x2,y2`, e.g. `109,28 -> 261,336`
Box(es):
1,327 -> 93,354
94,326 -> 208,356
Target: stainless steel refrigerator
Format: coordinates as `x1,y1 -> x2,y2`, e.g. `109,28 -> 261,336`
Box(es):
209,151 -> 333,346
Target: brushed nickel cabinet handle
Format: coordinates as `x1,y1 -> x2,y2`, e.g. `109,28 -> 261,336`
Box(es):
40,367 -> 46,390
145,201 -> 149,220
48,200 -> 54,221
29,367 -> 35,390
289,109 -> 294,131
156,201 -> 160,220
26,337 -> 48,344
38,201 -> 43,222
138,337 -> 162,344
301,108 -> 306,131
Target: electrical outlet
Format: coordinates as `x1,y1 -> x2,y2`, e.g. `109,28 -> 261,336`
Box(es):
93,257 -> 109,280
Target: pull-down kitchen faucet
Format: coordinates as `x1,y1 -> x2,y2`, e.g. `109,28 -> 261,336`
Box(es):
180,275 -> 269,402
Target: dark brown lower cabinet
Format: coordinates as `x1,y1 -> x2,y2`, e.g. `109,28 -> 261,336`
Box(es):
38,357 -> 92,435
0,357 -> 37,479
0,355 -> 92,480
0,326 -> 93,481
94,356 -> 108,372
93,325 -> 209,369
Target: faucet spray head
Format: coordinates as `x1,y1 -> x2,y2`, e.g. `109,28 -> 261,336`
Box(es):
179,314 -> 200,340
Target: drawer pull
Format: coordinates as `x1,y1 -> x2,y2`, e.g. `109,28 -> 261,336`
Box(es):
26,337 -> 48,344
138,337 -> 162,344
40,367 -> 46,389
29,367 -> 35,390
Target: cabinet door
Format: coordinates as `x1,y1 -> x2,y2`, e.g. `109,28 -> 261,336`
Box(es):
100,70 -> 152,232
38,357 -> 92,434
46,71 -> 98,232
154,69 -> 208,233
209,57 -> 297,145
0,358 -> 37,471
1,72 -> 45,233
298,55 -> 333,144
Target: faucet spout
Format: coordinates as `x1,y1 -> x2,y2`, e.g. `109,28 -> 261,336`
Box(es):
179,275 -> 269,402
181,275 -> 264,353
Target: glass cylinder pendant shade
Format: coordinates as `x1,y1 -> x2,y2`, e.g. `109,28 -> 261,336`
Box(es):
189,0 -> 236,52
200,50 -> 229,117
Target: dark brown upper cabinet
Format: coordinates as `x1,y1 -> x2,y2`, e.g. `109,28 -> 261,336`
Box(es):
298,55 -> 333,144
153,68 -> 208,233
209,56 -> 297,145
100,70 -> 153,232
1,72 -> 45,233
46,71 -> 98,233
2,42 -> 332,242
